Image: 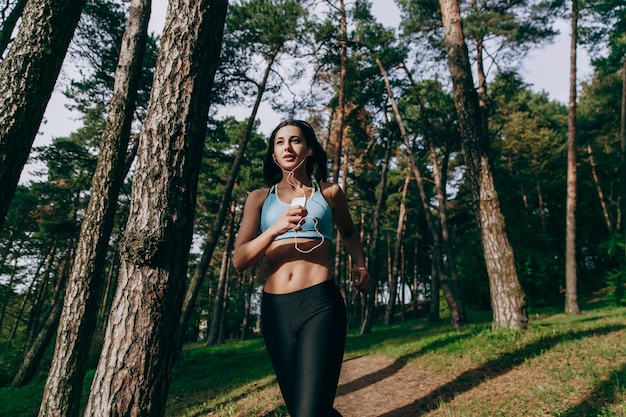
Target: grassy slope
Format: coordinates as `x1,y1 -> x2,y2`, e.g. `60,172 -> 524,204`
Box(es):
1,301 -> 625,417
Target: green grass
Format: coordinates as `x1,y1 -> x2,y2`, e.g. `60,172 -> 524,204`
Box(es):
1,302 -> 626,417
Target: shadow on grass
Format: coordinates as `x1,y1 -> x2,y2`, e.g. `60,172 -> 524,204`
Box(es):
560,361 -> 626,417
336,331 -> 475,396
184,378 -> 278,417
257,331 -> 476,417
373,324 -> 625,416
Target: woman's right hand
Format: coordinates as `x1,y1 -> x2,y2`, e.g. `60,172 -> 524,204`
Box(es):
271,205 -> 308,236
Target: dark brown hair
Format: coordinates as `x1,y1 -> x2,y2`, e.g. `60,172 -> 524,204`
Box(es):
262,120 -> 328,186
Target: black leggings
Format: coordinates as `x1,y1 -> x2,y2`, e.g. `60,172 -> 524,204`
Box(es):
261,280 -> 347,417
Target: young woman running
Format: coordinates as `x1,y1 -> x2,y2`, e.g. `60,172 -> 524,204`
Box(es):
233,119 -> 370,417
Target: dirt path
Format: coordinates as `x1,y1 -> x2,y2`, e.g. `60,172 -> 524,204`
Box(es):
335,354 -> 439,417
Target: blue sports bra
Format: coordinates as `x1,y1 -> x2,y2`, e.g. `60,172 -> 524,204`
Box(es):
260,180 -> 334,241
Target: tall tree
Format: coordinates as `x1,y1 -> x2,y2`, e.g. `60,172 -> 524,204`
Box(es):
10,135 -> 97,387
330,0 -> 348,184
438,0 -> 528,330
360,126 -> 391,334
178,0 -> 309,349
207,202 -> 236,346
384,171 -> 410,324
565,0 -> 580,314
38,0 -> 152,415
10,247 -> 72,387
370,49 -> 466,326
574,0 -> 626,303
83,0 -> 228,415
0,0 -> 87,231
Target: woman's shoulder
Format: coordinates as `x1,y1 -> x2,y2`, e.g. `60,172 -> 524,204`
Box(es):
319,181 -> 342,194
318,181 -> 345,205
245,187 -> 271,206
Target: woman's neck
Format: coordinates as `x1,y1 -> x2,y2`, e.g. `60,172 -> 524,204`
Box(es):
280,173 -> 310,189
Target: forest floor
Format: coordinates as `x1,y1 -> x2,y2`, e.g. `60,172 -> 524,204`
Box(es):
192,306 -> 626,417
224,343 -> 626,417
335,353 -> 461,416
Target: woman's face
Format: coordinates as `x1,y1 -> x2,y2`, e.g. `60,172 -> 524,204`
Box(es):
272,125 -> 312,170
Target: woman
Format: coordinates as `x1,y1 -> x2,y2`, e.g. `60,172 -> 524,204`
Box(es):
233,120 -> 370,417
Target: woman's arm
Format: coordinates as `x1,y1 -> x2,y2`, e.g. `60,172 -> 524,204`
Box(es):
232,188 -> 307,272
324,183 -> 370,293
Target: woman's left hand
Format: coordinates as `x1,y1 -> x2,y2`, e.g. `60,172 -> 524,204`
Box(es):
350,267 -> 370,294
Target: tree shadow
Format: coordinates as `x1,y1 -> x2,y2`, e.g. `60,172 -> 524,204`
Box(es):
186,378 -> 278,417
257,332 -> 475,417
559,361 -> 626,417
373,324 -> 625,416
336,331 -> 475,396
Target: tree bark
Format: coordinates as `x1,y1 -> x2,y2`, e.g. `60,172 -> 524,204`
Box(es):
331,0 -> 348,184
565,0 -> 580,314
586,144 -> 612,232
0,0 -> 87,231
84,1 -> 228,415
384,172 -> 409,325
38,1 -> 151,415
0,0 -> 27,57
617,60 -> 626,296
360,129 -> 391,334
11,248 -> 72,387
438,0 -> 528,330
207,202 -> 236,346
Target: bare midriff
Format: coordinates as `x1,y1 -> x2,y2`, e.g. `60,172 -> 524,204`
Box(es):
263,238 -> 332,294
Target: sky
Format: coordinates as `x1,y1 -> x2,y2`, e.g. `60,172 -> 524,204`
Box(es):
25,0 -> 590,182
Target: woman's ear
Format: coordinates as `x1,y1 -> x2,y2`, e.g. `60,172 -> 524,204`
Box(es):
307,149 -> 313,156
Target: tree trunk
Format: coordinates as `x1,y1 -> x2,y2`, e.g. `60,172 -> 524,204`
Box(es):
240,270 -> 253,341
0,252 -> 20,332
83,1 -> 228,415
428,256 -> 440,322
178,46 -> 280,352
438,0 -> 528,330
336,142 -> 350,296
38,1 -> 151,415
586,144 -> 612,232
377,56 -> 465,327
97,244 -> 121,331
25,246 -> 57,347
360,126 -> 392,334
400,245 -> 406,323
617,60 -> 626,292
208,202 -> 236,346
331,0 -> 348,184
537,183 -> 548,232
565,0 -> 580,315
11,248 -> 72,387
0,0 -> 87,231
384,172 -> 409,325
401,62 -> 466,326
472,2 -> 489,134
8,269 -> 38,347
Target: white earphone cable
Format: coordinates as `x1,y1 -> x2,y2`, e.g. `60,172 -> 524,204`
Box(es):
273,154 -> 325,253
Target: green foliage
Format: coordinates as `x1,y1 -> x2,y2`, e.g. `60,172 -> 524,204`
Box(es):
67,0 -> 158,122
214,0 -> 312,107
601,234 -> 626,307
487,72 -> 571,307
